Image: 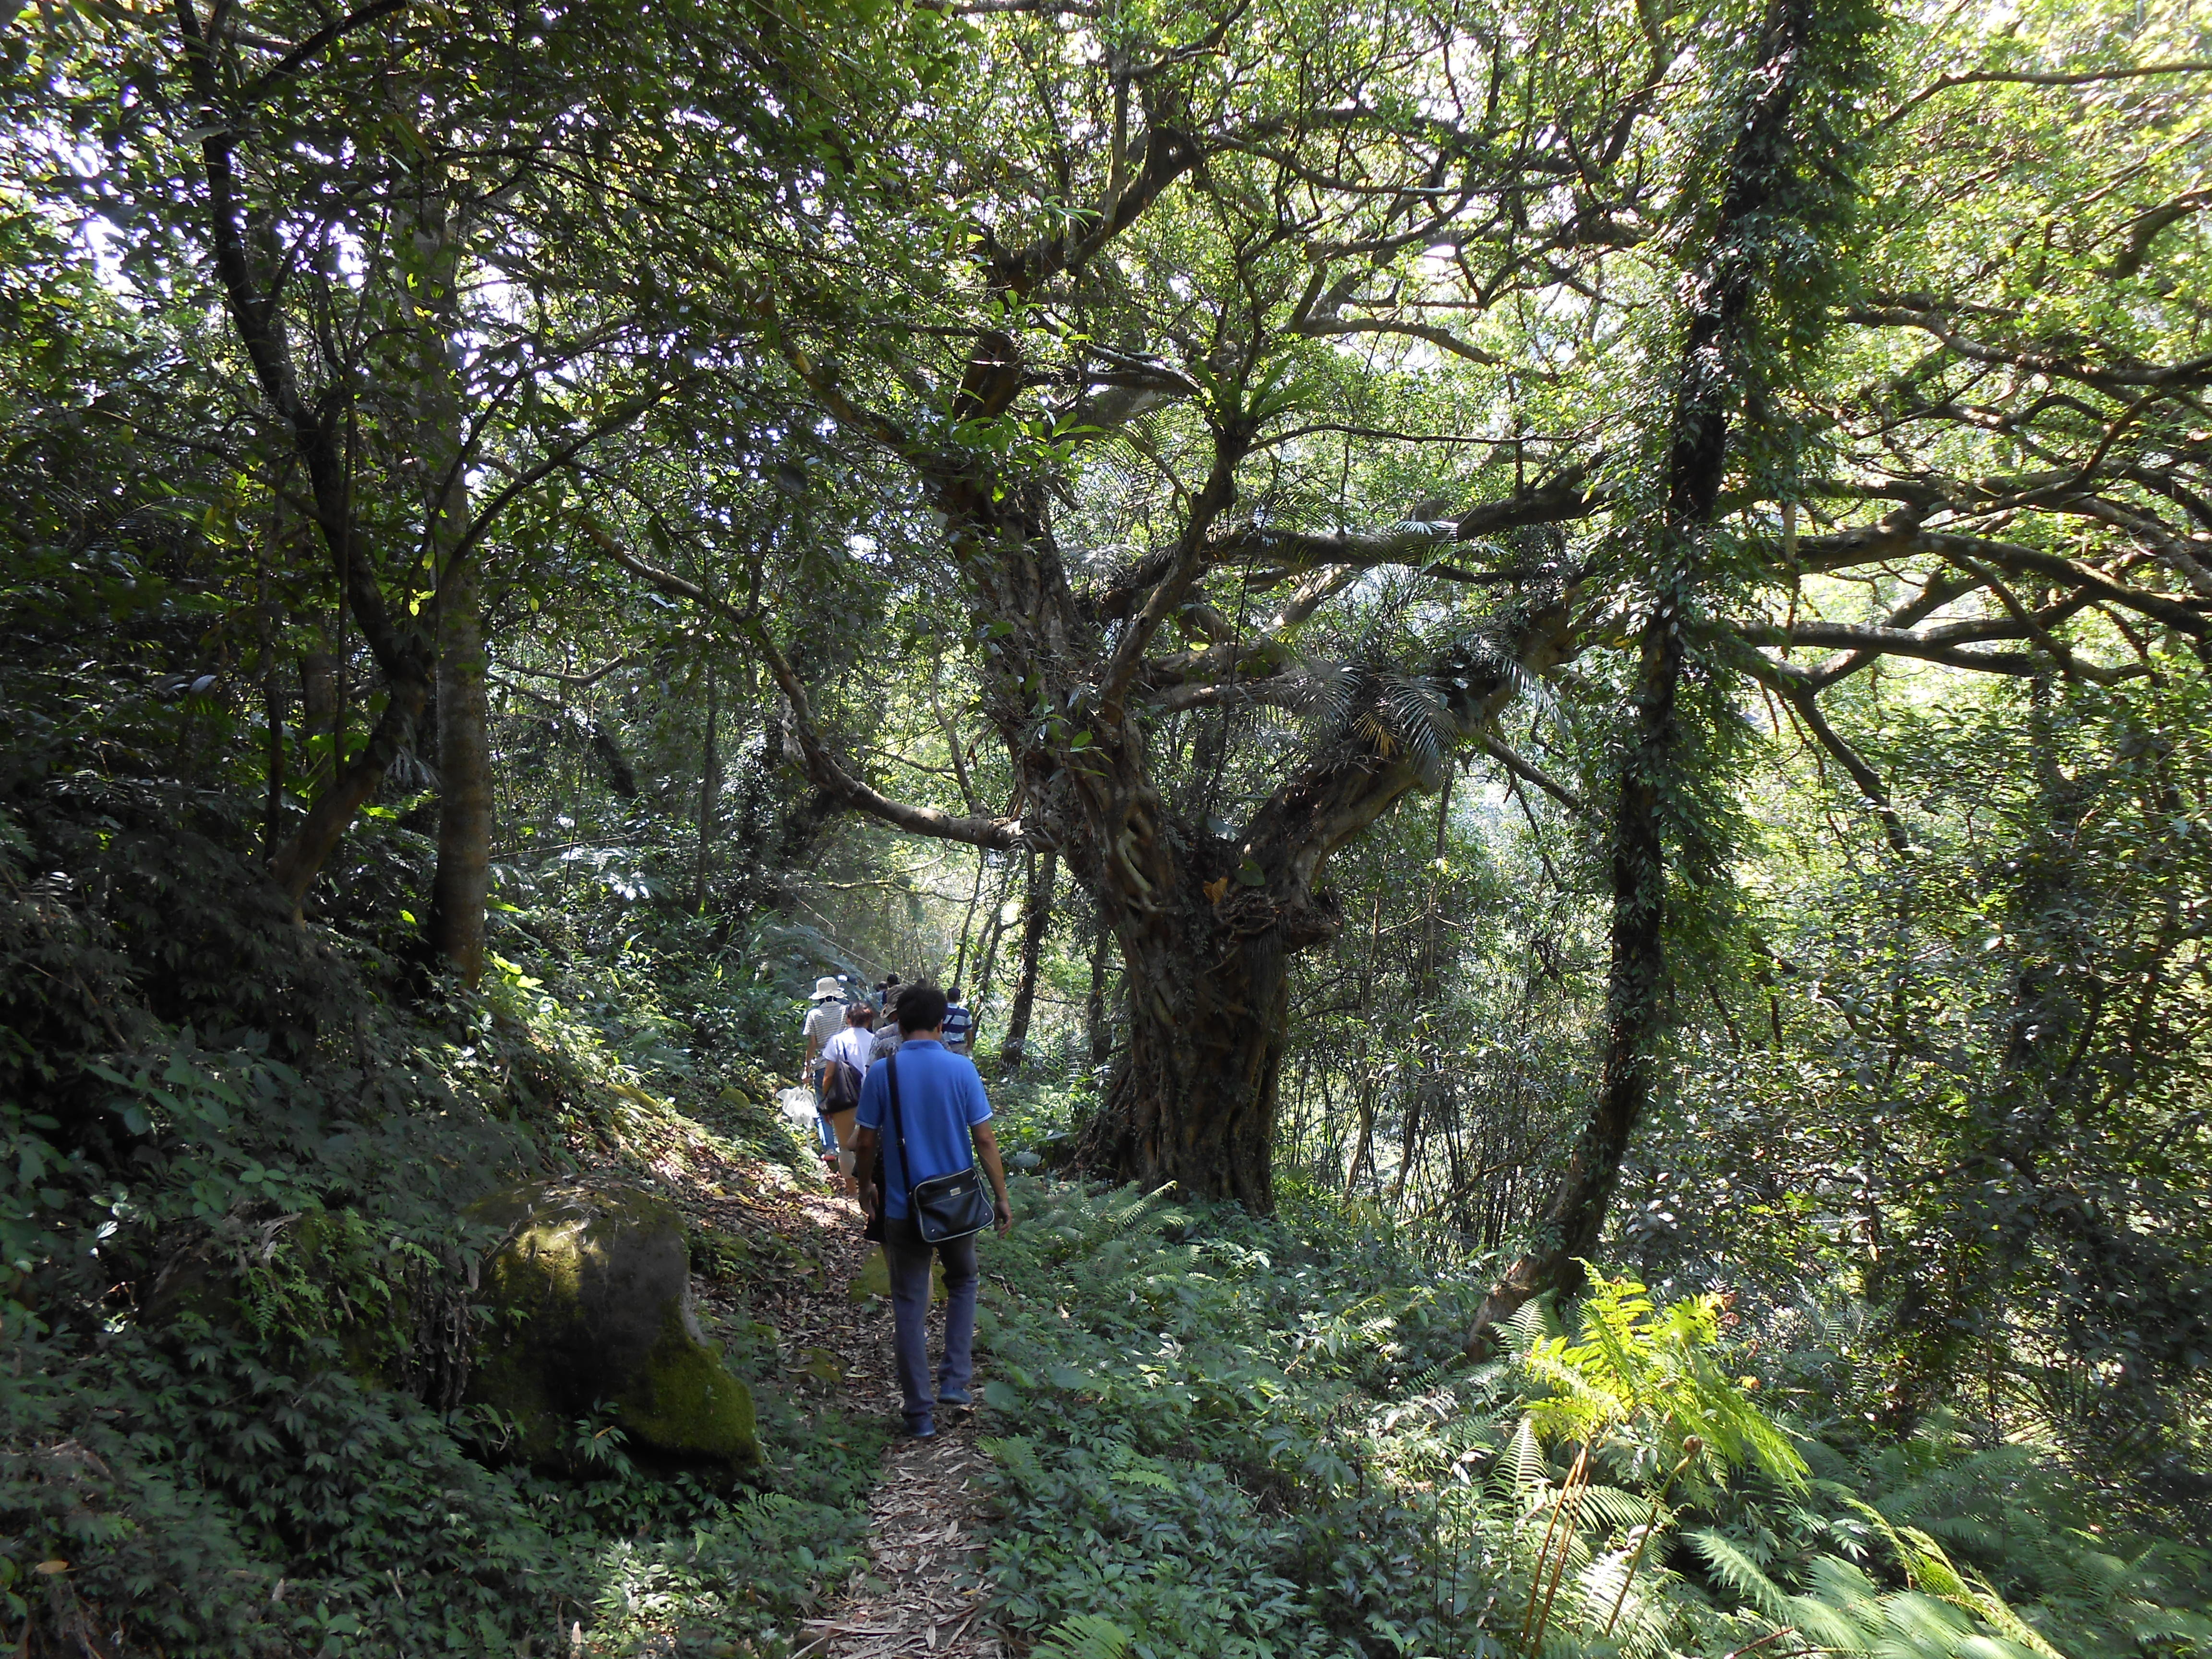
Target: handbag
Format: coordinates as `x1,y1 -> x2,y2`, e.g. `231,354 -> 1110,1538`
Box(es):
820,1054 -> 861,1112
883,1054 -> 995,1244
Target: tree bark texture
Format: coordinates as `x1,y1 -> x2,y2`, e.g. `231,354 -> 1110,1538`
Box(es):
414,194 -> 492,987
1070,591 -> 1580,1207
999,849 -> 1057,1070
431,554 -> 492,985
1467,0 -> 1834,1349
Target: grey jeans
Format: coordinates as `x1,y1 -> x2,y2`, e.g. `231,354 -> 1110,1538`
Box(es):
881,1216 -> 980,1431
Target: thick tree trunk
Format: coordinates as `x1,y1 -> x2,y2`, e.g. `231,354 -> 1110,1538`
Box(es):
1081,897 -> 1301,1212
431,555 -> 491,983
1067,592 -> 1580,1211
999,848 -> 1057,1070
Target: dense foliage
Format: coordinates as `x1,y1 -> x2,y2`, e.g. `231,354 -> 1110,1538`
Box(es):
4,0 -> 2210,1651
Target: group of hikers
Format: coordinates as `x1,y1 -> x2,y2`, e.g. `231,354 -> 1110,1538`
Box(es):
800,973 -> 978,1182
795,973 -> 1007,1440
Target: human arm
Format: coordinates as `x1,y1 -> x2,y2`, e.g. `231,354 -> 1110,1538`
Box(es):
969,1121 -> 1013,1235
851,1123 -> 879,1216
852,1060 -> 887,1216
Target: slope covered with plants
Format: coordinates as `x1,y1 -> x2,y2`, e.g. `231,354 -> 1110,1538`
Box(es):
4,0 -> 2210,1651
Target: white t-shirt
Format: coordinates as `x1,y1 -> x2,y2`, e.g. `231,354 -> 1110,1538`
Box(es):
821,1023 -> 874,1077
804,1000 -> 845,1053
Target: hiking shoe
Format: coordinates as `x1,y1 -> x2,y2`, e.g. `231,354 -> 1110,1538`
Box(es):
902,1419 -> 937,1440
936,1389 -> 972,1409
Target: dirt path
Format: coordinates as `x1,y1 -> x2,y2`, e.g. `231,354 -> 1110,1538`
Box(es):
628,1096 -> 1010,1659
774,1197 -> 1005,1659
794,1418 -> 1006,1659
684,1169 -> 1006,1659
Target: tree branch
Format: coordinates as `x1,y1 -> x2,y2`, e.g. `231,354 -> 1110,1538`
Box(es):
1734,618 -> 2047,674
1794,522 -> 2212,630
243,0 -> 410,98
1292,316 -> 1504,366
492,652 -> 638,687
1099,427 -> 1250,725
1842,304 -> 2212,392
585,522 -> 1024,852
1480,735 -> 1592,817
1878,60 -> 2212,134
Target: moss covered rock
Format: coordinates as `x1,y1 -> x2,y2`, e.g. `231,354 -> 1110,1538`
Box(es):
465,1182 -> 757,1476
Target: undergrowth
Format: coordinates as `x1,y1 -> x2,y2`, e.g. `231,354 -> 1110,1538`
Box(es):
0,776 -> 874,1658
4,767 -> 2205,1659
973,1183 -> 2212,1659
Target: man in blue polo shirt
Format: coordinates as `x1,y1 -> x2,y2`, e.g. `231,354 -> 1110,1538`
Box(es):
852,983 -> 1013,1439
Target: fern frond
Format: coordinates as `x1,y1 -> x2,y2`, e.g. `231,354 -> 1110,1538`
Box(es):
1691,1529 -> 1793,1623
1031,1613 -> 1133,1659
1503,1295 -> 1556,1358
1791,1556 -> 1887,1654
1575,1483 -> 1652,1536
1496,1414 -> 1549,1503
1875,1589 -> 1984,1659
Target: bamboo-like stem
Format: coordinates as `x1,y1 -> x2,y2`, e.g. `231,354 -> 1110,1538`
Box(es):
1521,1441 -> 1592,1648
1531,1455 -> 1595,1652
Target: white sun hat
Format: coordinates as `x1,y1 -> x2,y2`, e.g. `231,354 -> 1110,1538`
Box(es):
810,976 -> 844,1001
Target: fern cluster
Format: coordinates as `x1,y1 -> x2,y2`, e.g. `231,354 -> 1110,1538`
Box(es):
969,1184 -> 2210,1659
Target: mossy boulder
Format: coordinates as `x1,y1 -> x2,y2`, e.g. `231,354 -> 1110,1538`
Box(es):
465,1182 -> 757,1477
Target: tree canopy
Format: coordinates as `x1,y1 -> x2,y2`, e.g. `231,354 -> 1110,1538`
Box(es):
3,0 -> 2210,1649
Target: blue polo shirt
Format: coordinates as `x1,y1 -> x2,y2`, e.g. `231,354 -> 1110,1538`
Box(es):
856,1039 -> 991,1219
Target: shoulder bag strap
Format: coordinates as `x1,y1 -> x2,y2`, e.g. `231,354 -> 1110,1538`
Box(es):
884,1053 -> 911,1208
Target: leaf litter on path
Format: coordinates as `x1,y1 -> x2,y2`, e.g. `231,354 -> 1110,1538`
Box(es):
631,1107 -> 1008,1659
778,1199 -> 1005,1659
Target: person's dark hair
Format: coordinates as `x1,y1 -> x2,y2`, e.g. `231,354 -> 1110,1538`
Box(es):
945,985 -> 963,1002
897,983 -> 949,1034
846,1002 -> 875,1026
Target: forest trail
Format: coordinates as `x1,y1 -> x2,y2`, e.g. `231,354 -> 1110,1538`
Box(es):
796,1419 -> 1005,1659
688,1166 -> 1007,1659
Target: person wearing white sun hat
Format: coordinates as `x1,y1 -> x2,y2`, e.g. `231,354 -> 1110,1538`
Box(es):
798,975 -> 852,1172
800,976 -> 848,1091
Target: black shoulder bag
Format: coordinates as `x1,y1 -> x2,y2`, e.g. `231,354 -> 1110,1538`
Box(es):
879,1054 -> 995,1245
820,1054 -> 861,1112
